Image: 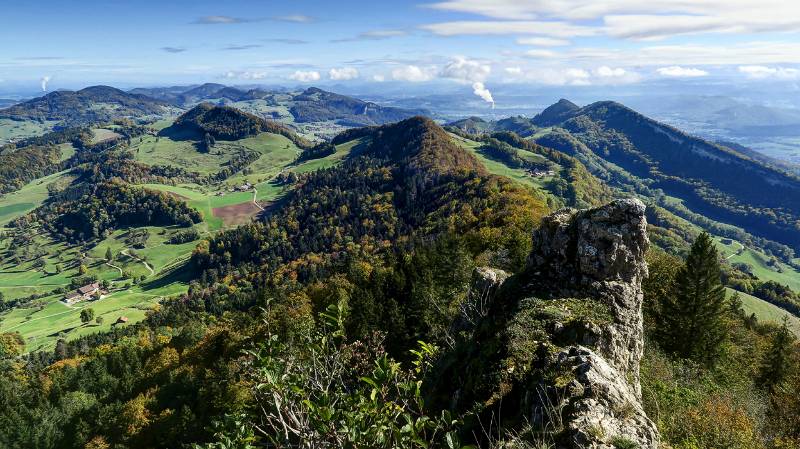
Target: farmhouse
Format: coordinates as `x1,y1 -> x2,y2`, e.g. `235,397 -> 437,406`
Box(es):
62,283 -> 102,305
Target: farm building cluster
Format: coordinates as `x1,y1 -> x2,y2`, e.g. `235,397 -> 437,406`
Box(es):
63,283 -> 107,305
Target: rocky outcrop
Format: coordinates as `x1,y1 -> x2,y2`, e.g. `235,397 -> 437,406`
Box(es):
429,199 -> 658,449
523,198 -> 658,448
526,198 -> 649,392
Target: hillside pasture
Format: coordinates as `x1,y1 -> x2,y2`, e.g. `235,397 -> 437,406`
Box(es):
715,236 -> 800,291
0,118 -> 57,144
0,170 -> 74,226
732,288 -> 800,336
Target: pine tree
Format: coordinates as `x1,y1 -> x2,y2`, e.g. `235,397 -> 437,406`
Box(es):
656,232 -> 728,366
759,316 -> 796,393
105,247 -> 113,262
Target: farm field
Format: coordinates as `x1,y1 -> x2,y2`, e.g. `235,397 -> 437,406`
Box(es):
0,221 -> 198,351
90,127 -> 122,144
0,279 -> 187,353
0,170 -> 74,226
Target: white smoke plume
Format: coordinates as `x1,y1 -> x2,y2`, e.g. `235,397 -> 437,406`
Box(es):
41,76 -> 51,92
472,82 -> 494,108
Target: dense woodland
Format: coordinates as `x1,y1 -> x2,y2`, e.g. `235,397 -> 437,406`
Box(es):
14,181 -> 201,242
0,145 -> 63,193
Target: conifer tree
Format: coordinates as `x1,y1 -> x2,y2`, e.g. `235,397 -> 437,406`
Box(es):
656,232 -> 728,366
759,316 -> 796,393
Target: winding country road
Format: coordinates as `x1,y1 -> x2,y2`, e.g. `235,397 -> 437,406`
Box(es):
121,249 -> 154,276
726,241 -> 745,260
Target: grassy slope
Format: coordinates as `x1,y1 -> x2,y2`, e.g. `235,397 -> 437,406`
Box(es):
0,118 -> 58,144
732,288 -> 800,336
0,170 -> 74,226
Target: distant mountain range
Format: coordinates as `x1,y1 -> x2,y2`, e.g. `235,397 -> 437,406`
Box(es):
131,83 -> 426,127
0,84 -> 426,135
0,99 -> 18,109
633,95 -> 800,138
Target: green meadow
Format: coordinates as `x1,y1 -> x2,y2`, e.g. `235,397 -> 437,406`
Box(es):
715,236 -> 800,291
0,170 -> 74,226
0,118 -> 58,144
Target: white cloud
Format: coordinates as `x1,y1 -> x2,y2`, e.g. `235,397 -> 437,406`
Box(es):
40,76 -> 51,92
565,68 -> 591,83
273,14 -> 315,23
223,71 -> 269,80
391,65 -> 435,82
358,30 -> 407,39
524,49 -> 557,58
421,20 -> 597,38
516,37 -> 570,47
289,70 -> 321,82
503,42 -> 800,70
372,74 -> 386,82
656,66 -> 709,77
423,1 -> 800,40
439,56 -> 491,82
738,65 -> 800,80
329,67 -> 359,80
595,66 -> 626,77
503,66 -> 639,86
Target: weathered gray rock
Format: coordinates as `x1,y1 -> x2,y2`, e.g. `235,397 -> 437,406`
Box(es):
559,347 -> 659,448
527,199 -> 649,389
527,199 -> 658,448
444,199 -> 658,448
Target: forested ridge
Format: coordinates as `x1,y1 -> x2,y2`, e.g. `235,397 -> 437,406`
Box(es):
534,100 -> 800,249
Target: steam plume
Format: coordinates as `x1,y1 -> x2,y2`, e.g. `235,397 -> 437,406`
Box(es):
472,82 -> 494,108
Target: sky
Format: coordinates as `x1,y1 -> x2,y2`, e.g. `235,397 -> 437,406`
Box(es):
1,0 -> 800,103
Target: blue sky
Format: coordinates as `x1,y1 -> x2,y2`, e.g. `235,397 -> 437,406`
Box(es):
2,0 -> 799,101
